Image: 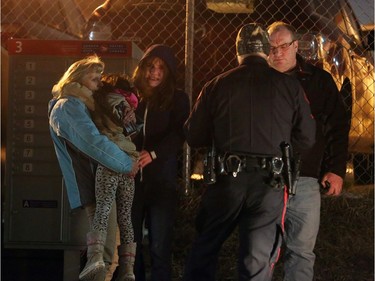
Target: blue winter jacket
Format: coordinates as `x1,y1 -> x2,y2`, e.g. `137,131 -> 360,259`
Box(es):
48,96 -> 133,209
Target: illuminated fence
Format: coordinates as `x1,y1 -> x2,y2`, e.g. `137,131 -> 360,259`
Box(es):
2,0 -> 374,186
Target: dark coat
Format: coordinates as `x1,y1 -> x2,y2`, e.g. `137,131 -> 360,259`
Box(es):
134,89 -> 190,180
290,54 -> 350,178
133,44 -> 190,181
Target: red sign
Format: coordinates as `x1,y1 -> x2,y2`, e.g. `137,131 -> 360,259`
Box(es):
7,39 -> 133,57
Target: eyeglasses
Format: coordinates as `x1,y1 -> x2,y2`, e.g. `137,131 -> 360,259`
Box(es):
270,40 -> 296,53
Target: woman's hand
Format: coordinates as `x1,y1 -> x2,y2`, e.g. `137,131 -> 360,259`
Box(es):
138,150 -> 153,168
128,159 -> 140,178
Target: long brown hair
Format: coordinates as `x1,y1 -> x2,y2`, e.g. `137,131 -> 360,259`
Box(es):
133,56 -> 175,111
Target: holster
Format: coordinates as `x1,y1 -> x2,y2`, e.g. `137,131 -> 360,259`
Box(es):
280,142 -> 301,196
203,146 -> 216,184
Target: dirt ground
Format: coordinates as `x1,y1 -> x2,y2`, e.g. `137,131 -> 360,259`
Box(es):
169,183 -> 374,281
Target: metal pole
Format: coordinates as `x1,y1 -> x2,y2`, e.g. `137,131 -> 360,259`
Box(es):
184,0 -> 195,195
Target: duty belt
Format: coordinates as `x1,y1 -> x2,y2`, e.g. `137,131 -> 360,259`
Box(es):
217,154 -> 283,177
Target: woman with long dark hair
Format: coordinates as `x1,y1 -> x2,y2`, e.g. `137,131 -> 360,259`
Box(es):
131,44 -> 190,281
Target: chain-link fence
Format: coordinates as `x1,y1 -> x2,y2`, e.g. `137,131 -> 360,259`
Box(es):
2,0 -> 374,186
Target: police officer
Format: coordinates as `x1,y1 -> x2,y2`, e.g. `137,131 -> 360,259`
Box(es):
182,23 -> 316,281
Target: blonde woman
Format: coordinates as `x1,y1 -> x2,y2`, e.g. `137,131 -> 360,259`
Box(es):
48,55 -> 136,281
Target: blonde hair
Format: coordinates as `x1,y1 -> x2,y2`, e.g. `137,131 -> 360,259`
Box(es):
53,55 -> 104,98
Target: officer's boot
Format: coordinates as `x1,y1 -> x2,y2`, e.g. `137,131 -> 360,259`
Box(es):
79,231 -> 106,280
114,242 -> 136,281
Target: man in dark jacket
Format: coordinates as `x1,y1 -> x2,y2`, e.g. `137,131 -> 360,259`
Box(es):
183,23 -> 315,281
267,21 -> 350,281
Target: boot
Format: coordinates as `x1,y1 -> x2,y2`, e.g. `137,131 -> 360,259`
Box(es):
114,242 -> 136,281
79,231 -> 106,281
92,266 -> 107,281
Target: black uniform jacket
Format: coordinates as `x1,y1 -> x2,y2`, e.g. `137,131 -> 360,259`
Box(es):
291,55 -> 349,178
184,55 -> 316,158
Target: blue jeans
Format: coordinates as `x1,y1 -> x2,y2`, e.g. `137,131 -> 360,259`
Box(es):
283,177 -> 321,281
132,178 -> 178,281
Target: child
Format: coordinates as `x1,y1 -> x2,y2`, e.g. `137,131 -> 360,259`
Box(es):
80,73 -> 140,281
